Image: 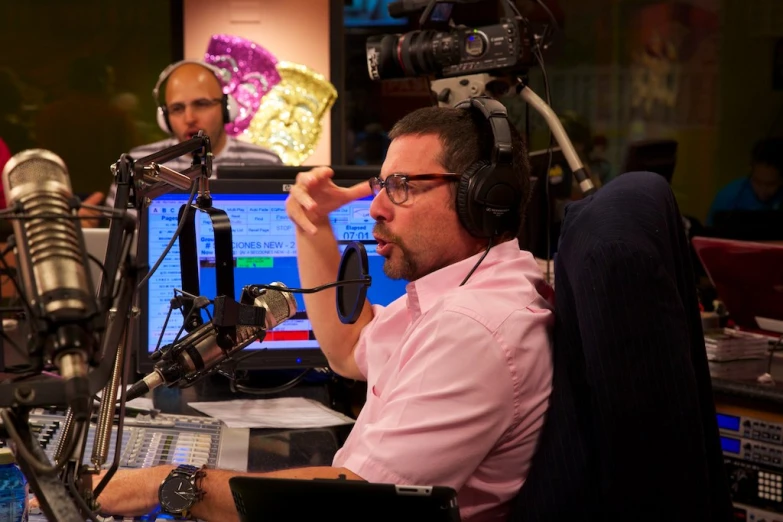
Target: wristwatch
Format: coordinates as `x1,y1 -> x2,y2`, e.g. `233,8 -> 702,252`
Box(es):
158,464 -> 206,518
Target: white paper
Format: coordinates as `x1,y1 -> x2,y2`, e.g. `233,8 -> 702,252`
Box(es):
188,397 -> 356,429
95,385 -> 155,411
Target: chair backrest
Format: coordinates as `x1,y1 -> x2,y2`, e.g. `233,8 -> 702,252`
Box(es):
510,171 -> 734,522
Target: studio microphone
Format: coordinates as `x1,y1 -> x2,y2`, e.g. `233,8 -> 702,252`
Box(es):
126,282 -> 297,401
2,149 -> 98,420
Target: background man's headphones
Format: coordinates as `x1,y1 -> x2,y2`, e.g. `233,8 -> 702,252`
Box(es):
152,60 -> 239,134
453,96 -> 522,239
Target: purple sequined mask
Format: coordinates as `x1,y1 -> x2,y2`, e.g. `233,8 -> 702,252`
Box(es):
204,34 -> 281,135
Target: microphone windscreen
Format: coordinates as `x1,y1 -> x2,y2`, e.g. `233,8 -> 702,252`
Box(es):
336,241 -> 370,324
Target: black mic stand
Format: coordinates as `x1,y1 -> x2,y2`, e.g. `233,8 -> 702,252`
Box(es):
133,133 -> 233,333
0,203 -> 138,520
0,133 -> 219,520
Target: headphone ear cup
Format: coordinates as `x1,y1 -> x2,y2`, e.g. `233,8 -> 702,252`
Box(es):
457,161 -> 491,238
156,106 -> 172,134
223,93 -> 239,125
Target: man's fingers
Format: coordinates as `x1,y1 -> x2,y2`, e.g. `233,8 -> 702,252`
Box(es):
83,192 -> 105,206
286,191 -> 318,235
289,184 -> 316,211
309,166 -> 334,180
296,167 -> 333,188
346,180 -> 373,201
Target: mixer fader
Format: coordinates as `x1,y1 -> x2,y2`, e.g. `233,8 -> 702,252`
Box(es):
8,409 -> 249,521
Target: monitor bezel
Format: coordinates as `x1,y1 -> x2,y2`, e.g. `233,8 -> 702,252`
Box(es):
136,171 -> 379,374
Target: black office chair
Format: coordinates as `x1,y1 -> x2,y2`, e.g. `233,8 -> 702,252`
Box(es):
510,171 -> 734,521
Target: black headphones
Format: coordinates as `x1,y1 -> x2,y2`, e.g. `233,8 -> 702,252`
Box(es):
152,60 -> 238,134
453,96 -> 522,238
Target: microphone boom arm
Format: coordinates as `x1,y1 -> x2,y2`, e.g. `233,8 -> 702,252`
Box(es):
517,82 -> 596,196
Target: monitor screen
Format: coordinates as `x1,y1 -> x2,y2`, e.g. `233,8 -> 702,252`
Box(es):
137,177 -> 408,372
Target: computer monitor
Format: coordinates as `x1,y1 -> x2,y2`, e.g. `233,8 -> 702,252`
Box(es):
216,164 -> 381,183
214,164 -> 303,179
136,175 -> 409,373
710,210 -> 783,241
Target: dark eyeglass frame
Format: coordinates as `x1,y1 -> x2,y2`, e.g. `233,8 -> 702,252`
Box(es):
369,173 -> 460,205
166,97 -> 223,116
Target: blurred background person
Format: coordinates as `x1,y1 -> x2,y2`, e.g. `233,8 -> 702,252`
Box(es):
706,137 -> 783,225
0,68 -> 34,154
102,61 -> 282,211
35,56 -> 139,198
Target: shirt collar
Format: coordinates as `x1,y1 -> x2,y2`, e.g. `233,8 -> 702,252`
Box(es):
405,239 -> 523,318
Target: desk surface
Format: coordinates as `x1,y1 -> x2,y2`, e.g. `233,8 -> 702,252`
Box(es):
712,377 -> 783,409
149,373 -> 355,473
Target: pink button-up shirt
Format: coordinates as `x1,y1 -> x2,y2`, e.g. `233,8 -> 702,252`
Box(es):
332,240 -> 554,521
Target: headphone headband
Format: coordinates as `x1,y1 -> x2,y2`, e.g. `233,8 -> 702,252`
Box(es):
452,96 -> 522,238
454,97 -> 514,167
153,60 -> 237,135
152,60 -> 227,106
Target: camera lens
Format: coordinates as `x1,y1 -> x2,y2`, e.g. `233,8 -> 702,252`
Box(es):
366,34 -> 405,81
366,30 -> 460,80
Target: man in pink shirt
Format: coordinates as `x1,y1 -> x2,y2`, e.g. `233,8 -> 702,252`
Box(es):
88,98 -> 553,521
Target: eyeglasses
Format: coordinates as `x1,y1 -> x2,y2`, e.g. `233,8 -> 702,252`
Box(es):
166,98 -> 223,117
369,173 -> 460,205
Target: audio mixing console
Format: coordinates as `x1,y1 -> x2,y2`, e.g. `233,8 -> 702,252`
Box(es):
1,408 -> 249,521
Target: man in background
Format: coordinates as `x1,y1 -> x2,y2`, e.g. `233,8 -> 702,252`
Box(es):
103,61 -> 281,210
707,137 -> 783,226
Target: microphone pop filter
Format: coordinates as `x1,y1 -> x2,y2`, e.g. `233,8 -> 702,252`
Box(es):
336,241 -> 371,324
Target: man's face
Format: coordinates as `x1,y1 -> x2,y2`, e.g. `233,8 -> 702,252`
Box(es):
164,64 -> 227,151
750,162 -> 783,202
370,134 -> 481,281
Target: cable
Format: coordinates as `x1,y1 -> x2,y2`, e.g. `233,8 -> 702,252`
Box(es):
531,32 -> 554,284
229,368 -> 312,395
0,328 -> 25,361
0,408 -> 83,473
460,237 -> 494,286
86,254 -> 109,294
67,475 -> 101,522
136,179 -> 199,290
78,202 -> 127,221
249,278 -> 371,295
0,245 -> 32,319
530,0 -> 559,48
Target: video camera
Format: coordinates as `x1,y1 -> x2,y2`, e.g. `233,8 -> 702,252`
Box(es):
366,0 -> 534,81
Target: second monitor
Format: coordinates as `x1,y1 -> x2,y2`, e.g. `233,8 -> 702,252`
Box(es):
137,169 -> 407,374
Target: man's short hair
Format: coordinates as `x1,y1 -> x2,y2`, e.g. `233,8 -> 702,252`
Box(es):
388,105 -> 531,240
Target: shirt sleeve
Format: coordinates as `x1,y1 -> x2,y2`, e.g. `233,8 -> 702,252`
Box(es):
340,309 -> 517,490
352,303 -> 387,379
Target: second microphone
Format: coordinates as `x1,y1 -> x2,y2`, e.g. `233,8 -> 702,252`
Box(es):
127,282 -> 296,401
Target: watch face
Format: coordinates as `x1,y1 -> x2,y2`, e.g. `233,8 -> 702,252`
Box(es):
160,476 -> 196,513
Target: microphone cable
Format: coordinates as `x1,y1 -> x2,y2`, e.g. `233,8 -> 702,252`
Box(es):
136,178 -> 199,291
229,368 -> 313,396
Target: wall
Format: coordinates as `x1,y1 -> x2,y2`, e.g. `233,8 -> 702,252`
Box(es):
184,0 -> 331,165
523,0 -> 723,221
715,0 -> 783,194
